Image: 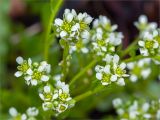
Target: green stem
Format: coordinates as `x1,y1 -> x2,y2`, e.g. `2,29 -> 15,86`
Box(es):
69,59 -> 98,86
120,38 -> 139,58
61,41 -> 69,81
74,85 -> 104,102
123,55 -> 150,63
44,0 -> 63,61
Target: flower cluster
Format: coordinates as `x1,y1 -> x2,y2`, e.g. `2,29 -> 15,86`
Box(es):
91,16 -> 123,56
54,9 -> 92,43
134,15 -> 157,33
134,15 -> 160,57
15,56 -> 51,86
9,107 -> 39,120
95,54 -> 129,86
127,58 -> 151,82
39,75 -> 74,115
113,98 -> 160,120
138,30 -> 160,56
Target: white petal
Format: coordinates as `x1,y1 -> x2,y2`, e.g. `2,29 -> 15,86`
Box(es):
81,31 -> 90,39
139,15 -> 147,24
16,56 -> 23,64
101,46 -> 107,52
96,73 -> 102,80
31,79 -> 37,86
101,82 -> 109,86
39,93 -> 44,100
71,23 -> 80,31
53,93 -> 58,100
153,42 -> 159,48
130,74 -> 138,82
104,65 -> 110,73
14,71 -> 23,77
127,62 -> 135,69
66,13 -> 73,22
95,65 -> 103,72
41,75 -> 49,82
9,107 -> 18,117
84,16 -> 93,24
28,58 -> 32,66
141,68 -> 151,79
26,68 -> 33,75
113,54 -> 119,63
140,48 -> 148,56
138,41 -> 145,47
111,24 -> 118,31
111,75 -> 117,82
21,114 -> 27,120
44,85 -> 50,93
103,54 -> 112,63
120,63 -> 126,69
62,85 -> 69,93
60,31 -> 67,38
77,13 -> 84,21
55,18 -> 63,26
117,78 -> 125,86
24,76 -> 31,81
81,47 -> 89,53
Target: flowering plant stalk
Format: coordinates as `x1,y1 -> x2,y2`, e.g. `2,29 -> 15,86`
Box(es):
8,1 -> 160,119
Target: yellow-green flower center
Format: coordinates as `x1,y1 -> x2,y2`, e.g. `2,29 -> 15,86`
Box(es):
97,40 -> 106,46
59,104 -> 66,111
17,61 -> 29,72
102,73 -> 111,83
80,22 -> 87,30
116,67 -> 125,76
44,93 -> 53,101
62,21 -> 72,32
145,40 -> 154,49
59,93 -> 69,101
32,71 -> 42,80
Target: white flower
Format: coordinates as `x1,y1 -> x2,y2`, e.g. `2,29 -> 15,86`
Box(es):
26,107 -> 39,117
39,85 -> 54,102
113,98 -> 122,108
9,107 -> 18,117
14,56 -> 32,77
127,58 -> 151,82
8,107 -> 31,120
42,102 -> 53,111
56,104 -> 68,113
142,103 -> 150,112
95,54 -> 128,86
134,15 -> 157,31
54,9 -> 92,42
91,23 -> 123,56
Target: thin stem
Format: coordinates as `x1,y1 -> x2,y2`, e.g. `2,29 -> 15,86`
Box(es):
123,55 -> 150,63
74,85 -> 104,102
69,59 -> 98,86
121,38 -> 139,58
44,0 -> 63,61
61,41 -> 69,81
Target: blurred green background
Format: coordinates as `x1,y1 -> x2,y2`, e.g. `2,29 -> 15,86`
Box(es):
0,0 -> 159,119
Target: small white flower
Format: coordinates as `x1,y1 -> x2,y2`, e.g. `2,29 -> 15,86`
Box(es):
113,98 -> 122,108
130,74 -> 138,82
42,102 -> 53,111
56,104 -> 68,113
117,78 -> 125,86
142,103 -> 150,112
26,107 -> 39,117
9,107 -> 18,117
